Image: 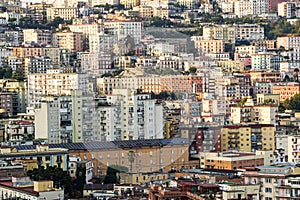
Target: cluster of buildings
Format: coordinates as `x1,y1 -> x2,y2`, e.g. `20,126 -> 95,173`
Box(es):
1,0 -> 300,198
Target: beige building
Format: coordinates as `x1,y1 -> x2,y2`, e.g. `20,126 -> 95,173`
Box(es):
231,104 -> 278,125
203,25 -> 236,43
27,69 -> 88,107
221,124 -> 275,152
23,29 -> 52,46
194,40 -> 225,54
277,35 -> 300,50
52,31 -> 84,52
272,82 -> 300,102
217,60 -> 245,72
46,7 -> 78,21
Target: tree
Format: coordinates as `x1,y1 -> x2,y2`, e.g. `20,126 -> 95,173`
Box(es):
189,67 -> 197,74
283,93 -> 300,110
27,166 -> 73,197
103,165 -> 127,184
47,17 -> 65,28
128,150 -> 135,173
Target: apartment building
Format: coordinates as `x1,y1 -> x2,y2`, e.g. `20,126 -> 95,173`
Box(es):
89,32 -> 114,53
5,119 -> 34,146
235,24 -> 264,41
52,31 -> 84,52
0,178 -> 64,200
234,0 -> 269,17
97,75 -> 202,95
244,164 -> 300,200
35,96 -> 74,144
0,79 -> 27,113
80,52 -> 113,76
101,89 -> 164,140
221,124 -> 275,152
24,56 -> 53,75
27,69 -> 88,107
13,47 -> 71,67
103,20 -> 142,44
193,40 -> 225,54
277,35 -> 300,50
23,29 -> 52,46
60,138 -> 190,176
202,25 -> 236,43
278,2 -> 296,18
217,60 -> 245,72
272,82 -> 300,101
0,92 -> 18,116
199,152 -> 265,170
251,52 -> 281,71
46,7 -> 78,21
1,144 -> 68,171
231,104 -> 278,125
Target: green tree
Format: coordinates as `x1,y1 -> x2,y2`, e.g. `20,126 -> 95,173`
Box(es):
27,166 -> 72,197
283,93 -> 300,110
189,67 -> 197,74
103,165 -> 127,184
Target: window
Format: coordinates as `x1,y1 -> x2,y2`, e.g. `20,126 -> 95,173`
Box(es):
265,188 -> 272,193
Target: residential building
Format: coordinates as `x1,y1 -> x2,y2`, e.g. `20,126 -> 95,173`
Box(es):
221,124 -> 275,152
244,164 -> 300,200
234,0 -> 269,17
202,25 -> 236,43
251,52 -> 281,71
0,92 -> 19,117
0,144 -> 68,171
102,89 -> 164,140
103,20 -> 142,44
23,29 -> 52,46
52,31 -> 84,52
0,178 -> 64,200
46,7 -> 78,21
235,24 -> 264,41
231,103 -> 278,125
89,32 -> 114,53
278,2 -> 296,18
193,40 -> 225,54
80,52 -> 112,77
34,96 -> 74,144
198,151 -> 266,170
272,82 -> 300,101
217,60 -> 245,72
5,119 -> 34,146
277,35 -> 300,50
24,56 -> 53,76
27,69 -> 88,107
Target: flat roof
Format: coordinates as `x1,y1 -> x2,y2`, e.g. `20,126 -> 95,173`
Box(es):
16,138 -> 188,151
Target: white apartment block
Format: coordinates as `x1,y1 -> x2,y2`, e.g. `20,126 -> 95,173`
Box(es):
0,47 -> 13,68
102,89 -> 164,140
34,96 -> 73,144
231,104 -> 278,125
235,24 -> 264,41
176,0 -> 198,9
89,32 -> 114,53
27,69 -> 88,108
68,23 -> 103,36
287,135 -> 300,163
97,76 -> 161,94
46,7 -> 78,21
251,52 -> 281,71
90,0 -> 119,6
202,25 -> 236,43
234,0 -> 269,17
277,36 -> 300,50
278,2 -> 296,18
103,20 -> 142,44
155,55 -> 182,71
80,52 -> 113,77
24,56 -> 53,75
52,31 -> 84,52
23,29 -> 52,46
